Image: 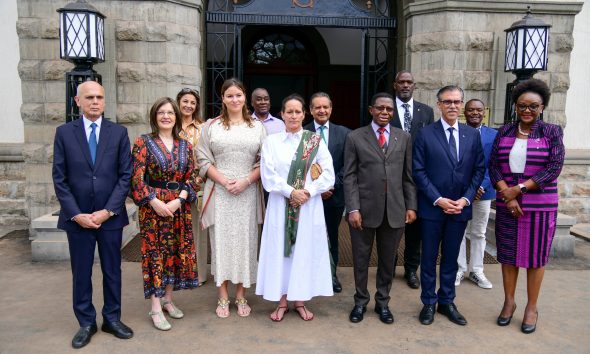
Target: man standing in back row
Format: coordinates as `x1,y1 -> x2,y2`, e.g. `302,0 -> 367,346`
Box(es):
390,70 -> 434,289
251,87 -> 285,135
304,92 -> 350,293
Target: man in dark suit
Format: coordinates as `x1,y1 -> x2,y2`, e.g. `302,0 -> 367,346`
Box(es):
53,81 -> 133,348
390,70 -> 434,290
344,92 -> 417,324
304,92 -> 350,293
412,86 -> 485,326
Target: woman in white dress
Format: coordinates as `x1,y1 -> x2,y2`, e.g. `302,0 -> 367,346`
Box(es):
197,78 -> 266,318
256,94 -> 335,322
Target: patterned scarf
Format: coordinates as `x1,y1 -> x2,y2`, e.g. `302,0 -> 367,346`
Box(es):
284,130 -> 321,257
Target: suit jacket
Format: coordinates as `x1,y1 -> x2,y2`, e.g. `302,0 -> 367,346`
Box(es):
304,121 -> 351,208
391,99 -> 435,141
479,125 -> 498,200
53,118 -> 132,232
412,120 -> 485,222
344,124 -> 417,229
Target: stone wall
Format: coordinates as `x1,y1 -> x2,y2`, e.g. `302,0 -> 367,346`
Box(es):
401,0 -> 583,127
16,0 -> 203,223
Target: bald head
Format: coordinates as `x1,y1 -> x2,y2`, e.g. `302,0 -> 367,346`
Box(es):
74,81 -> 105,121
251,87 -> 271,118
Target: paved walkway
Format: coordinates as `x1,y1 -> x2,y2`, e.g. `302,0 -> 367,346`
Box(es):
1,231 -> 589,354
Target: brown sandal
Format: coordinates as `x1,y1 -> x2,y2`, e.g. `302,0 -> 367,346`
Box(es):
294,305 -> 314,321
270,305 -> 289,322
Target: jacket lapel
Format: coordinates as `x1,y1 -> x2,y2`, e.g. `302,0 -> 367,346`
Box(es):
363,125 -> 385,158
434,120 -> 457,165
93,119 -> 112,171
384,125 -> 398,159
458,124 -> 468,162
73,119 -> 94,168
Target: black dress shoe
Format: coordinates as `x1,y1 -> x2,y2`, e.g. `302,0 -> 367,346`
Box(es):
72,324 -> 97,349
332,276 -> 342,293
521,311 -> 538,334
349,305 -> 366,323
497,304 -> 517,326
404,271 -> 420,289
419,304 -> 435,325
101,320 -> 134,339
374,306 -> 394,324
437,303 -> 467,326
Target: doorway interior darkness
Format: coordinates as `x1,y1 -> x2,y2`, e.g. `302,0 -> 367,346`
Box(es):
205,0 -> 396,129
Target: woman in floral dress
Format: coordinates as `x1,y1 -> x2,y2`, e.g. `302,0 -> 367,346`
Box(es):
131,97 -> 199,331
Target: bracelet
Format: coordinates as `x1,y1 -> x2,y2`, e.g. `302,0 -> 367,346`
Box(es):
246,177 -> 252,185
178,196 -> 186,204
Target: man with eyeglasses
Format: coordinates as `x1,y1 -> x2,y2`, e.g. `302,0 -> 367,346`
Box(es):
251,87 -> 285,135
390,70 -> 435,290
412,86 -> 485,326
455,99 -> 497,290
344,92 -> 417,324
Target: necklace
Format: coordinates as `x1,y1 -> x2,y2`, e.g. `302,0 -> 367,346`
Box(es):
518,124 -> 530,136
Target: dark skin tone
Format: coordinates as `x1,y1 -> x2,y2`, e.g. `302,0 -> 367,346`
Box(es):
348,97 -> 417,230
465,100 -> 486,201
497,91 -> 546,328
393,72 -> 416,103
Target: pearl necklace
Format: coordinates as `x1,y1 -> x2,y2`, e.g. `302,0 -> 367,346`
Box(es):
518,124 -> 530,136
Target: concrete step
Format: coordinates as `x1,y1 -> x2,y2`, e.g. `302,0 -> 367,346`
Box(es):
0,198 -> 26,216
0,180 -> 25,199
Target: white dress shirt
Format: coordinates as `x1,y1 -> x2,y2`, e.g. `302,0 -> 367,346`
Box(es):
440,117 -> 459,158
314,120 -> 330,146
396,97 -> 414,131
82,116 -> 102,143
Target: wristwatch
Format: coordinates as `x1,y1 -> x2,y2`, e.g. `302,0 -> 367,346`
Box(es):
518,183 -> 527,194
106,209 -> 115,217
178,197 -> 186,204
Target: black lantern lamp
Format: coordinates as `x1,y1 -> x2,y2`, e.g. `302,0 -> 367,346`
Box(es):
57,0 -> 106,122
503,6 -> 551,123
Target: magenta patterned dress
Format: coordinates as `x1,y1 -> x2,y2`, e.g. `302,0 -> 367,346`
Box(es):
489,120 -> 564,268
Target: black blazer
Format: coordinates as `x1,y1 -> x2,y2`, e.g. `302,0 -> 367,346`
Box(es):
304,121 -> 350,208
391,99 -> 435,141
52,118 -> 132,232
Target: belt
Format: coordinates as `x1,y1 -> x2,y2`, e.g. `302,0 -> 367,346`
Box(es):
147,180 -> 185,191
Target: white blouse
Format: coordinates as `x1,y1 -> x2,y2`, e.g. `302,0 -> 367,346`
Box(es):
509,138 -> 528,173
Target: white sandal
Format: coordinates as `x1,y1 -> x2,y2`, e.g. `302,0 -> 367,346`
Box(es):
148,310 -> 172,331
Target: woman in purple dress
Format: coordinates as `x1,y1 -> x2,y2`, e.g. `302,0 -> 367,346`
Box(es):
489,79 -> 565,334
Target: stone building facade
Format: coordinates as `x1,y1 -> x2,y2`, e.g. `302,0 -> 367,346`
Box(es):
2,0 -> 589,255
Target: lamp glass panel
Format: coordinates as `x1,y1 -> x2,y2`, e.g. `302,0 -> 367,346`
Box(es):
524,27 -> 547,69
65,12 -> 88,58
505,30 -> 517,71
516,28 -> 525,70
59,13 -> 65,57
89,14 -> 96,58
97,17 -> 104,60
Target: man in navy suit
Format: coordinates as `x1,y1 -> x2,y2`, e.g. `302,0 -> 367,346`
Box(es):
304,92 -> 350,293
412,86 -> 485,326
53,81 -> 133,348
455,99 -> 497,289
390,70 -> 434,289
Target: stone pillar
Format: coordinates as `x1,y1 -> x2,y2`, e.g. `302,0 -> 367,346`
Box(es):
402,0 -> 583,127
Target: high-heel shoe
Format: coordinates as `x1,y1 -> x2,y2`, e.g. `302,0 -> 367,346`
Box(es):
497,303 -> 517,326
521,311 -> 538,334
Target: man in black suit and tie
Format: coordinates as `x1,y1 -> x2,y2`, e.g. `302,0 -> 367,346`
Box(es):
53,81 -> 133,348
304,92 -> 350,293
390,70 -> 434,290
344,93 -> 417,324
412,85 -> 485,326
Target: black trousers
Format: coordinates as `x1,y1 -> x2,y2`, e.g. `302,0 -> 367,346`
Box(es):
350,216 -> 404,308
67,227 -> 123,327
323,204 -> 345,270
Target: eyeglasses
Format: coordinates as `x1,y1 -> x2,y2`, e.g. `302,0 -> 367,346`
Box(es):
180,88 -> 200,97
157,111 -> 176,117
516,104 -> 541,113
372,106 -> 394,113
438,100 -> 463,107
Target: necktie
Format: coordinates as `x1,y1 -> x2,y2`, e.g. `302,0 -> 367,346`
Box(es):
378,127 -> 386,149
319,125 -> 327,144
402,103 -> 411,133
448,127 -> 457,162
89,122 -> 97,164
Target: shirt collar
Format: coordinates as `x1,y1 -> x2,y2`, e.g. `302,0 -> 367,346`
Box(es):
440,117 -> 458,131
371,121 -> 389,134
252,112 -> 276,122
281,128 -> 304,141
396,97 -> 414,109
82,115 -> 102,129
314,120 -> 329,131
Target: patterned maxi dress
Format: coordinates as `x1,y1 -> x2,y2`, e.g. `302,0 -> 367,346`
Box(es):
197,119 -> 266,287
131,134 -> 199,298
488,120 -> 565,268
